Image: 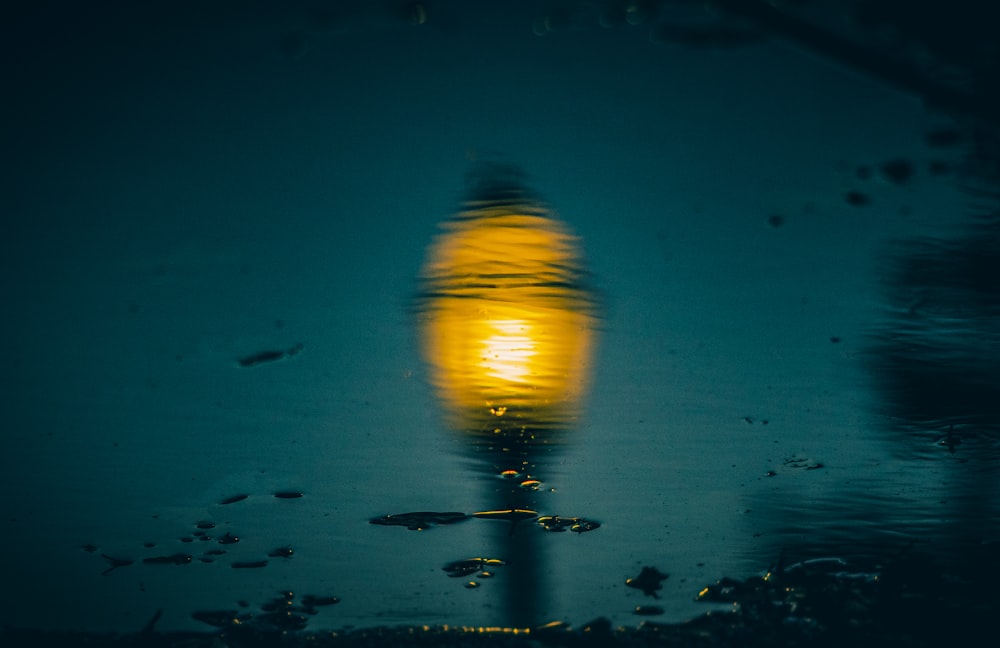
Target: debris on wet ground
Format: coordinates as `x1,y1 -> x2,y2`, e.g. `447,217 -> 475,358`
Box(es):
368,511 -> 470,530
88,496 -> 308,576
766,454 -> 825,476
189,590 -> 341,634
536,515 -> 601,533
442,557 -> 506,578
8,549 -> 999,647
626,566 -> 669,598
236,342 -> 304,368
472,509 -> 539,523
368,509 -> 602,535
217,531 -> 240,545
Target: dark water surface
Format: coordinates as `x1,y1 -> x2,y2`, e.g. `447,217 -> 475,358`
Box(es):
3,0 -> 999,643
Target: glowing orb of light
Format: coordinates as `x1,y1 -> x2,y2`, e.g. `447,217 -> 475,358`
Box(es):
417,178 -> 597,440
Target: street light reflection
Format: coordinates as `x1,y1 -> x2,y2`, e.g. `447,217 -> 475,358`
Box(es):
418,168 -> 598,452
416,164 -> 599,627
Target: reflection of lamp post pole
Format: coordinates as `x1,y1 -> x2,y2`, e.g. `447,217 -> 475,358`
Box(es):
417,167 -> 597,628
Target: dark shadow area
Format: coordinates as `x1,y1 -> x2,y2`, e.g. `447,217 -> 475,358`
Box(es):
739,131 -> 1000,646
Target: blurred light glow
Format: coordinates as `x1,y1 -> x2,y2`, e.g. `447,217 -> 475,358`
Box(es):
418,188 -> 597,440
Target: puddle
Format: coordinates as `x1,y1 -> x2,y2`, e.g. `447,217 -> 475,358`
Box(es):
3,0 -> 999,642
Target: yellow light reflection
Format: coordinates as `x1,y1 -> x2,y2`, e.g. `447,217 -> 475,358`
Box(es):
418,178 -> 597,441
480,319 -> 536,383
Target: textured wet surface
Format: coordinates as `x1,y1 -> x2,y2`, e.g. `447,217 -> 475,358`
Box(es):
3,0 -> 1000,642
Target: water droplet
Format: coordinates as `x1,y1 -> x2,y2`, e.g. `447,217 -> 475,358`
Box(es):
537,515 -> 601,533
465,581 -> 480,589
443,557 -> 506,578
269,546 -> 294,558
218,532 -> 240,545
519,479 -> 542,491
443,559 -> 483,578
